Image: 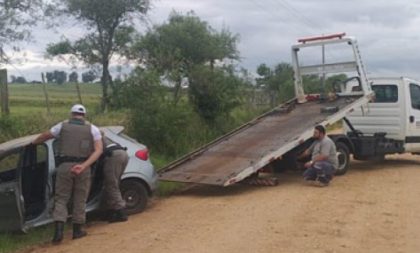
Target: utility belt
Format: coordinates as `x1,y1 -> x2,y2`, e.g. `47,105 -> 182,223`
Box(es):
104,144 -> 127,157
57,156 -> 87,164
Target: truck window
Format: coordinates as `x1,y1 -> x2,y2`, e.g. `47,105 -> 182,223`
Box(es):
372,85 -> 398,103
410,83 -> 420,110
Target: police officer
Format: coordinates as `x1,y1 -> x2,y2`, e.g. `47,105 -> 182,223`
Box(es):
101,134 -> 129,222
31,104 -> 103,243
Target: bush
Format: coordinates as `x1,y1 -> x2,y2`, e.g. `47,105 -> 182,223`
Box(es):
121,69 -> 202,156
188,65 -> 243,124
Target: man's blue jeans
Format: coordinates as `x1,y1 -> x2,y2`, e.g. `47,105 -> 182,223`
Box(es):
303,161 -> 335,183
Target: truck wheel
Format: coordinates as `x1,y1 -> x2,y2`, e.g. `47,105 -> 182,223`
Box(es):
335,142 -> 350,176
120,179 -> 149,215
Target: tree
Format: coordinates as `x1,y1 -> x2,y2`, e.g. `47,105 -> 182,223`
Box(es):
189,65 -> 243,124
46,72 -> 54,83
82,70 -> 97,83
69,71 -> 78,83
14,76 -> 27,83
325,74 -> 348,92
133,11 -> 239,104
44,70 -> 68,84
46,0 -> 150,111
256,62 -> 294,106
54,70 -> 67,84
256,64 -> 271,84
0,0 -> 44,62
10,75 -> 16,83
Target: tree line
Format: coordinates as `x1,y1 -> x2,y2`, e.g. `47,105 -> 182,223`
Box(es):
9,70 -> 98,84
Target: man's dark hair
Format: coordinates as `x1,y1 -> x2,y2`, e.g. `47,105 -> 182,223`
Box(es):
315,125 -> 326,135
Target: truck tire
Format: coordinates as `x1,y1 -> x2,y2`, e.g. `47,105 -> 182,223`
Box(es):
120,179 -> 149,215
335,142 -> 350,176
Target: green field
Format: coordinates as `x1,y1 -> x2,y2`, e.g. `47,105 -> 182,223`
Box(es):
8,83 -> 102,115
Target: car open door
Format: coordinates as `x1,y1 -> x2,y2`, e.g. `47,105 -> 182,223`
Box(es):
0,149 -> 25,232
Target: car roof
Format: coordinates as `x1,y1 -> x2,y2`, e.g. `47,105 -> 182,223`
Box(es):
0,126 -> 125,157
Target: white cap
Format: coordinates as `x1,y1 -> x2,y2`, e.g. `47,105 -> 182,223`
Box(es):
70,104 -> 87,114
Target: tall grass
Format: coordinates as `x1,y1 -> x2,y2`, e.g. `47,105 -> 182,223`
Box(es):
0,226 -> 53,253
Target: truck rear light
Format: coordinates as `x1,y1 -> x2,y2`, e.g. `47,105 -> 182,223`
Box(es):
135,149 -> 149,161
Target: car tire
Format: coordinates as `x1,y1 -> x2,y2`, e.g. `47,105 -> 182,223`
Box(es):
335,142 -> 350,176
120,179 -> 149,215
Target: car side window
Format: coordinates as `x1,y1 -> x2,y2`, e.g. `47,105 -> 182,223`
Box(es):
410,83 -> 420,110
0,151 -> 21,182
36,144 -> 48,163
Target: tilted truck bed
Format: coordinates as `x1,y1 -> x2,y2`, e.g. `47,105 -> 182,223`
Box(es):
159,95 -> 371,186
159,34 -> 373,186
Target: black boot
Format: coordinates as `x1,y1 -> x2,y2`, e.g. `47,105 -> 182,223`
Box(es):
72,223 -> 87,239
52,221 -> 64,244
108,209 -> 128,223
98,209 -> 112,221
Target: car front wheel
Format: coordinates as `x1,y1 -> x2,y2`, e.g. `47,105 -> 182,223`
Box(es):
120,179 -> 149,215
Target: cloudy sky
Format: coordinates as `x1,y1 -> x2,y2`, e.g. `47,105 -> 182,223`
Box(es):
3,0 -> 420,81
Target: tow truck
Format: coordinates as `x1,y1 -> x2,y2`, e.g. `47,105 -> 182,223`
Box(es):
159,33 -> 419,186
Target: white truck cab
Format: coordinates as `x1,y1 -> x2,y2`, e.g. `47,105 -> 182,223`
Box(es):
347,77 -> 420,153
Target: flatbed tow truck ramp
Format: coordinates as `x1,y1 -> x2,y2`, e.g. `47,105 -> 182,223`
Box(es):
159,33 -> 373,186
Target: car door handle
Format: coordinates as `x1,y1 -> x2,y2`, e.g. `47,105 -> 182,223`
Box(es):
410,116 -> 415,123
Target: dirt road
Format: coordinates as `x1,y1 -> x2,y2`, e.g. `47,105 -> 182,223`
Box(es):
28,154 -> 420,253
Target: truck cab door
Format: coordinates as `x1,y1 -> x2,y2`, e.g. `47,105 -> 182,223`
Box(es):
405,82 -> 420,152
0,149 -> 25,232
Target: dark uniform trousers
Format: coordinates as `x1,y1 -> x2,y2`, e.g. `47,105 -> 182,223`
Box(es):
53,162 -> 91,224
103,150 -> 129,210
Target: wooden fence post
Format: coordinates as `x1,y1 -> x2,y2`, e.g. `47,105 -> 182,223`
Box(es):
41,72 -> 51,115
75,82 -> 83,104
0,69 -> 9,116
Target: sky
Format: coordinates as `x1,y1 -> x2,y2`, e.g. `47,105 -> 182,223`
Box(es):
3,0 -> 420,81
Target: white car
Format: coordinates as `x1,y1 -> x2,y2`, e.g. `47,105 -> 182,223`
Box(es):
0,126 -> 158,232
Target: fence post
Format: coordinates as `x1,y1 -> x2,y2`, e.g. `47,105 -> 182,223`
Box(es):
75,82 -> 83,104
41,72 -> 51,115
0,69 -> 9,116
